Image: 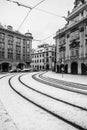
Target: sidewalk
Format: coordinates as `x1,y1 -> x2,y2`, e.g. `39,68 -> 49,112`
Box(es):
0,100 -> 18,130
44,71 -> 87,85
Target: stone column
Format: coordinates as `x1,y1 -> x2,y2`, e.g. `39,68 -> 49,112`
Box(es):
79,25 -> 85,59
21,38 -> 23,61
4,33 -> 8,59
13,37 -> 16,61
68,62 -> 71,73
78,61 -> 81,74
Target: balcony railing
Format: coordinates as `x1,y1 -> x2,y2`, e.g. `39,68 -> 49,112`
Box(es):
70,55 -> 79,59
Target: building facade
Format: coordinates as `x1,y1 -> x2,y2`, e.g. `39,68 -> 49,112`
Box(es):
0,25 -> 33,72
54,0 -> 87,74
31,44 -> 55,71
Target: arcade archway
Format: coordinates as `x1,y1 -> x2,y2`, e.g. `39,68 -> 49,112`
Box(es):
0,62 -> 12,72
81,63 -> 87,75
46,64 -> 49,70
65,64 -> 68,73
60,64 -> 65,73
57,65 -> 60,73
71,62 -> 78,74
16,63 -> 26,70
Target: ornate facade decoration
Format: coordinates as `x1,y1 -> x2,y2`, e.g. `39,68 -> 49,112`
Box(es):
54,0 -> 87,74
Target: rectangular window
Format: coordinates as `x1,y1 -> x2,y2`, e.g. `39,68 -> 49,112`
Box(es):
0,51 -> 4,59
0,33 -> 5,40
75,49 -> 79,56
16,37 -> 21,46
23,39 -> 26,46
71,49 -> 74,56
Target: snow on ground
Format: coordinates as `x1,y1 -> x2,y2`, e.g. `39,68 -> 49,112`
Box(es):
10,74 -> 87,129
0,74 -> 77,130
0,72 -> 87,130
0,100 -> 18,130
21,72 -> 87,110
44,71 -> 87,85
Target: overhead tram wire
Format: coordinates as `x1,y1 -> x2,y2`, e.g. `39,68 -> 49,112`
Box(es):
6,0 -> 45,30
33,32 -> 56,45
18,9 -> 31,31
6,0 -> 68,21
6,0 -> 68,43
35,8 -> 67,20
18,0 -> 45,30
42,33 -> 56,42
6,0 -> 32,9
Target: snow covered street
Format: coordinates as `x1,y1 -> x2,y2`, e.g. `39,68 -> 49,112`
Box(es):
0,72 -> 87,130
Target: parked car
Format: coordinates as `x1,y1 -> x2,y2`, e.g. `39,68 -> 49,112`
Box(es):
33,68 -> 37,72
9,69 -> 17,73
21,68 -> 31,72
9,68 -> 21,73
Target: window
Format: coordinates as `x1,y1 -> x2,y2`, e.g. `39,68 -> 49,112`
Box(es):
8,35 -> 14,43
0,50 -> 4,59
46,58 -> 49,62
0,33 -> 5,40
76,49 -> 79,56
46,52 -> 48,56
8,44 -> 13,49
85,40 -> 87,54
23,39 -> 26,46
16,37 -> 21,46
63,51 -> 65,58
8,52 -> 13,59
0,33 -> 5,49
40,66 -> 41,69
16,54 -> 21,60
71,49 -> 74,56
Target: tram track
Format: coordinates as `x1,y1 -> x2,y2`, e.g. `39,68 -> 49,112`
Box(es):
32,73 -> 87,95
0,74 -> 12,79
8,74 -> 87,130
40,73 -> 87,90
19,74 -> 87,111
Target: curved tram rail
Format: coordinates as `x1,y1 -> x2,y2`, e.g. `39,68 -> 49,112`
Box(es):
32,73 -> 87,95
8,74 -> 87,130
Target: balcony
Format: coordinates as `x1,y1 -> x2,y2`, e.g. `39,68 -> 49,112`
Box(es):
69,40 -> 80,49
59,46 -> 66,52
70,55 -> 79,60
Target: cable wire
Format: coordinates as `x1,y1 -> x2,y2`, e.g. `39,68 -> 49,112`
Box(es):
18,9 -> 32,30
6,0 -> 67,20
18,0 -> 45,30
35,8 -> 66,18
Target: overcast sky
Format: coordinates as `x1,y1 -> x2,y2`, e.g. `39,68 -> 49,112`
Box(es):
0,0 -> 74,48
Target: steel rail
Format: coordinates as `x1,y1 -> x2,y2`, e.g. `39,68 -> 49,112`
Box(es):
8,75 -> 86,130
33,73 -> 87,95
40,73 -> 87,90
19,74 -> 87,111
